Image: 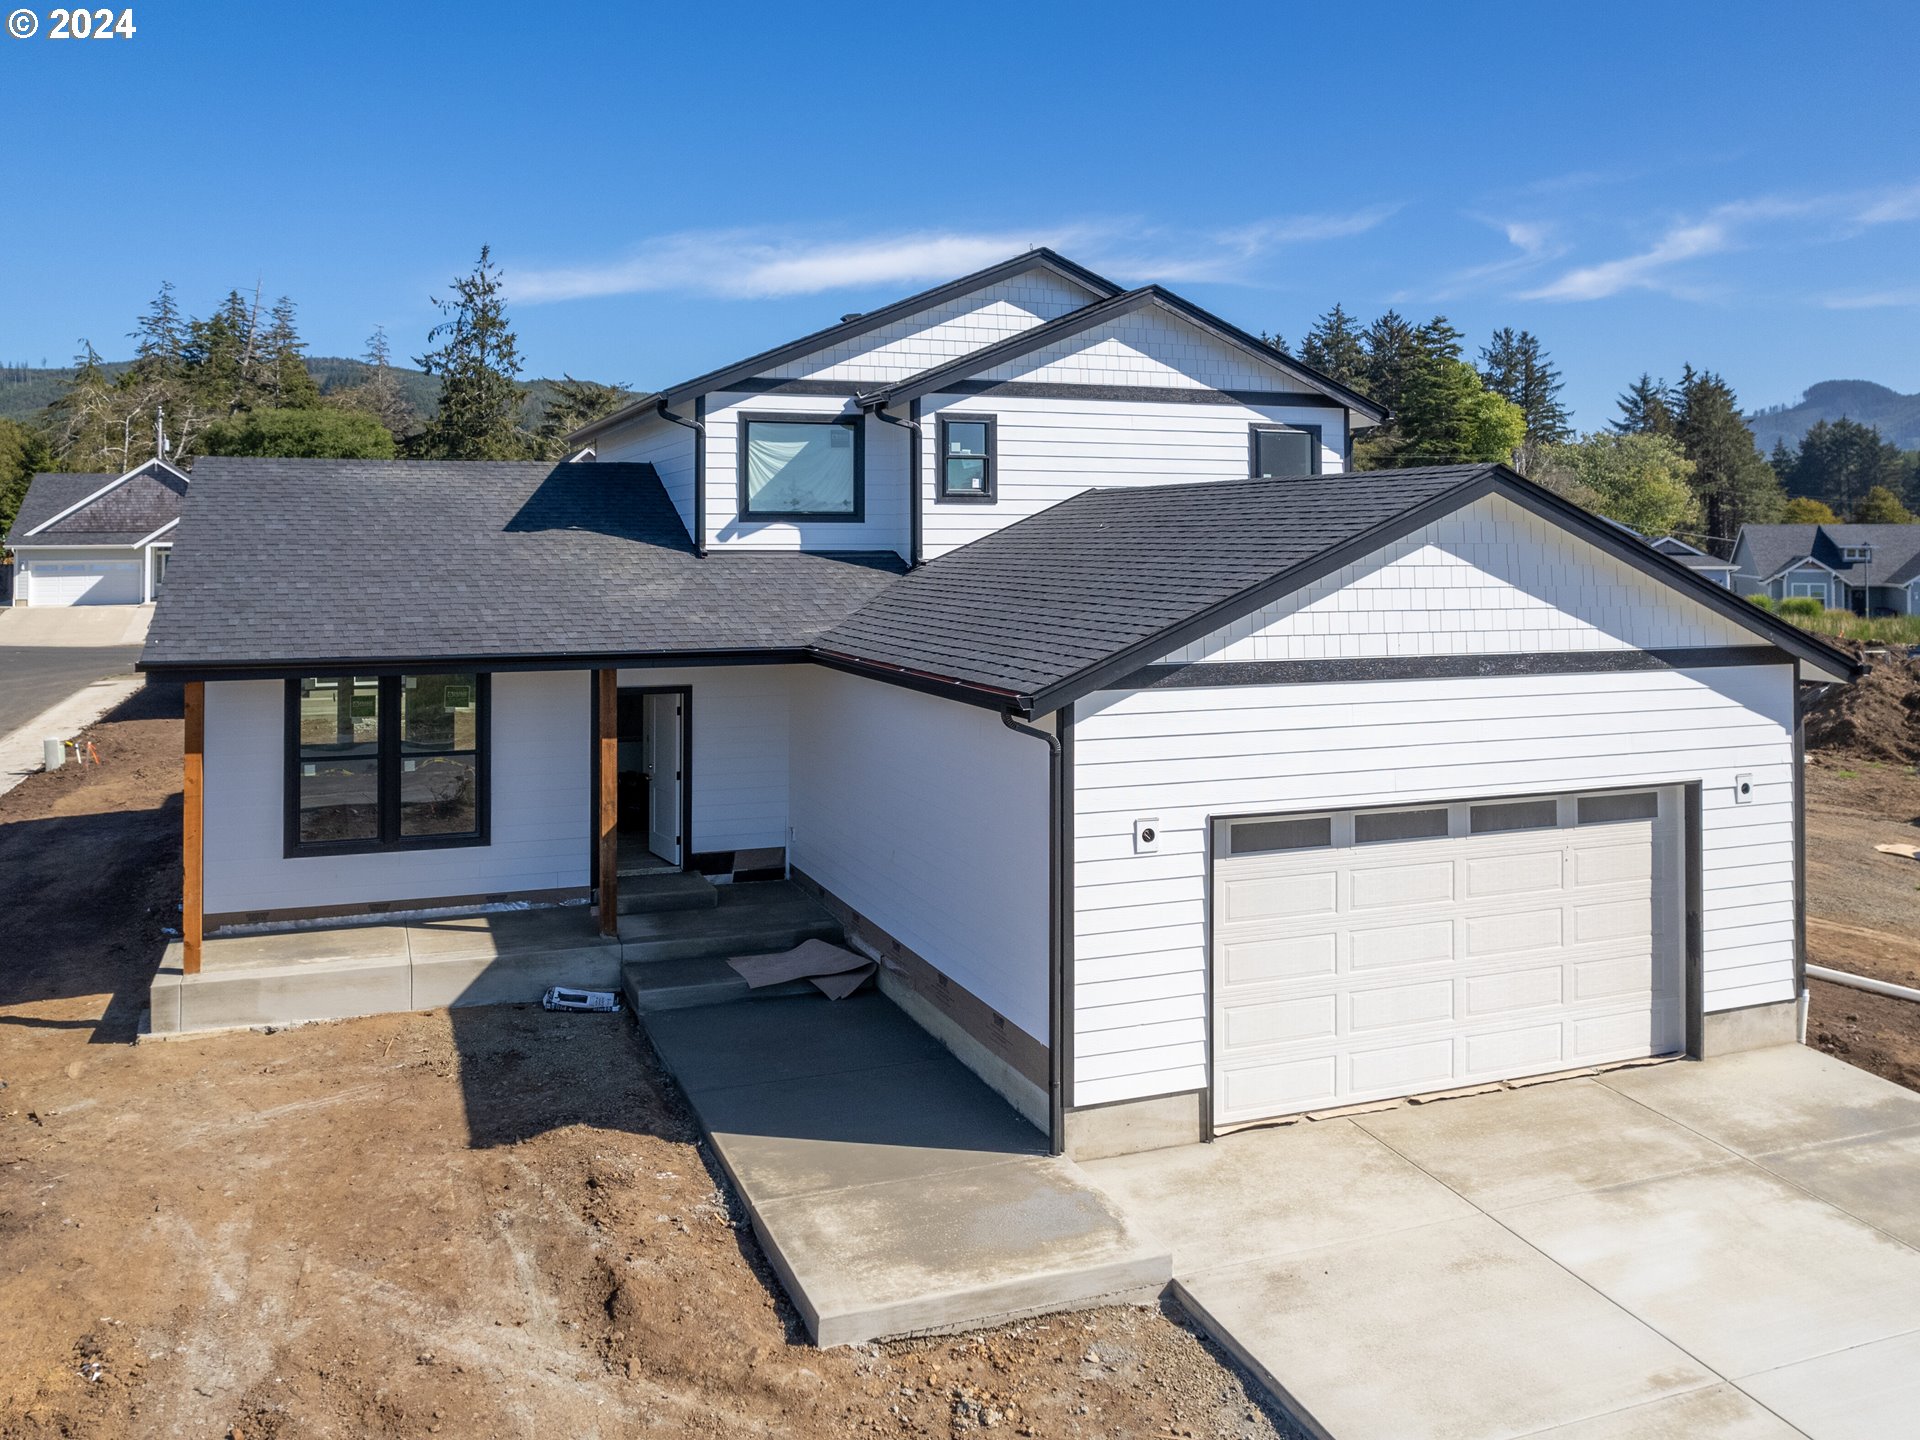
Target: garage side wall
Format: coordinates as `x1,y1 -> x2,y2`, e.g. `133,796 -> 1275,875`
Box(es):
1069,664 -> 1796,1108
203,673 -> 590,917
789,668 -> 1051,1043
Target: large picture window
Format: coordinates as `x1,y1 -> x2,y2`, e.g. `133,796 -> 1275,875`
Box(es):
287,673 -> 489,855
1250,423 -> 1323,478
937,414 -> 997,500
738,413 -> 863,520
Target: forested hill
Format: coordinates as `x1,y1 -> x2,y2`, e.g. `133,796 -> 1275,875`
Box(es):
0,359 -> 575,425
1749,381 -> 1920,453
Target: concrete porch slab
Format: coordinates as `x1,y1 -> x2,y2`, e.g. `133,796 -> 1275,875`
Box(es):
1173,1214 -> 1715,1440
1753,1122 -> 1920,1249
407,908 -> 620,1009
1523,1383 -> 1804,1439
1736,1326 -> 1920,1440
639,992 -> 1170,1346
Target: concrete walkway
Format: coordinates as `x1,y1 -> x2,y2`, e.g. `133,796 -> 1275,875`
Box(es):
642,993 -> 1171,1346
0,604 -> 153,795
1085,1046 -> 1920,1440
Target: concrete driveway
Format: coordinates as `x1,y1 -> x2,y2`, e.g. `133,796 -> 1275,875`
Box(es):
1085,1045 -> 1920,1440
0,606 -> 151,735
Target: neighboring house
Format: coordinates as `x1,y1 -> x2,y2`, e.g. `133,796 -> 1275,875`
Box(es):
1731,523 -> 1920,614
1649,535 -> 1737,589
139,249 -> 1857,1159
4,457 -> 188,606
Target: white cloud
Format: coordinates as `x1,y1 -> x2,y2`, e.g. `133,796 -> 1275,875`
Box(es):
508,209 -> 1399,304
1823,287 -> 1920,310
1522,219 -> 1733,301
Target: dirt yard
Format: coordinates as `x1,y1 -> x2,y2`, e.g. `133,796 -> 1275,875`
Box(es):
0,686 -> 1294,1440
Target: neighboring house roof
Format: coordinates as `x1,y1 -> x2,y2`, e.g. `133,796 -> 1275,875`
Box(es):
139,459 -> 905,672
1650,536 -> 1719,561
6,459 -> 188,548
1669,553 -> 1737,574
857,284 -> 1388,424
815,466 -> 1856,713
1735,524 -> 1920,586
568,248 -> 1124,445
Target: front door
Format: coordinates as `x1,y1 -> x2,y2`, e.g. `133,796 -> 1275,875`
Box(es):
643,691 -> 683,865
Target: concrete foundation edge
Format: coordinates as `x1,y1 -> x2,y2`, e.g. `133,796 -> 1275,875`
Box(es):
1063,1091 -> 1208,1161
1168,1278 -> 1335,1440
1699,998 -> 1800,1057
876,967 -> 1049,1133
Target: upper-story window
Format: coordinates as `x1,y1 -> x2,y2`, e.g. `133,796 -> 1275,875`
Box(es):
938,415 -> 997,501
1250,423 -> 1322,478
739,413 -> 864,521
1842,544 -> 1872,561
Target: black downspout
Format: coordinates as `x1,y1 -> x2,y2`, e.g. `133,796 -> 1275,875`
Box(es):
1003,709 -> 1066,1156
654,398 -> 707,558
871,400 -> 922,567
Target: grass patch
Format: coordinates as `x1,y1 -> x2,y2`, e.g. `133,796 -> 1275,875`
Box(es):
1770,606 -> 1920,646
1835,768 -> 1860,779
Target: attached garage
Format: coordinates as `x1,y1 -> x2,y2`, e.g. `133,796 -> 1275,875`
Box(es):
24,556 -> 144,606
1208,787 -> 1685,1127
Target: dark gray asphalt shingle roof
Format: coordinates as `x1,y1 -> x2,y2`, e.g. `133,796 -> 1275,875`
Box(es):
1738,523 -> 1920,586
141,458 -> 905,669
815,466 -> 1493,702
6,472 -> 113,545
6,461 -> 187,547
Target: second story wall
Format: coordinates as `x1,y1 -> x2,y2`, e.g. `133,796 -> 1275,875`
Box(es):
594,410 -> 698,538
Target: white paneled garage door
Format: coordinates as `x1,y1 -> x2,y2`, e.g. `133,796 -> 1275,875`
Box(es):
1210,789 -> 1684,1127
27,558 -> 141,606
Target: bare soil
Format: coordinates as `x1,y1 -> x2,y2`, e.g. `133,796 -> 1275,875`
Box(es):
0,686 -> 1294,1440
1803,643 -> 1920,766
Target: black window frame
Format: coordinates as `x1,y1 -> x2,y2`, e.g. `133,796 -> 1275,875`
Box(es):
284,673 -> 491,858
935,413 -> 998,503
736,410 -> 866,523
1249,422 -> 1324,478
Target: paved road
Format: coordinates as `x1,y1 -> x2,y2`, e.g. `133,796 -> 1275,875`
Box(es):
0,644 -> 145,736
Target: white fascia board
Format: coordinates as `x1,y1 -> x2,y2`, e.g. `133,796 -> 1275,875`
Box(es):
131,518 -> 180,547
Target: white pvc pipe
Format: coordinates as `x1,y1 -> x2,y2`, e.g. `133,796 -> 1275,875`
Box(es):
1807,964 -> 1920,1006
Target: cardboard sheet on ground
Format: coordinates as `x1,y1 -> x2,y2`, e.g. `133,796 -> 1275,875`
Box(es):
728,938 -> 876,1000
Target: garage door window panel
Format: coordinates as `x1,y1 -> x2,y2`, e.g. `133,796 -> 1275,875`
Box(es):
1470,798 -> 1560,834
1353,807 -> 1449,844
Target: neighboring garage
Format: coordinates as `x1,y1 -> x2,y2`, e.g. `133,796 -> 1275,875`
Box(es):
1208,787 -> 1685,1127
4,457 -> 187,607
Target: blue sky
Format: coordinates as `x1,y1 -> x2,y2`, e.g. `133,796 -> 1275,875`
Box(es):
2,0 -> 1916,429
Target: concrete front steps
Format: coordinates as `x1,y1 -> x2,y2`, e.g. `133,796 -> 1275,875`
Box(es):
620,880 -> 847,1014
146,875 -> 841,1037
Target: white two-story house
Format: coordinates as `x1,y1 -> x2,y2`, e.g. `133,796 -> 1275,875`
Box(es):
141,249 -> 1854,1159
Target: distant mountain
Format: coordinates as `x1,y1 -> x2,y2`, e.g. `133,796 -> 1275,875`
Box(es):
1748,381 -> 1920,453
0,358 -> 581,427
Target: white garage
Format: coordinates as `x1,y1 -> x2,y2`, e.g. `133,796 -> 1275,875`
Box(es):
23,556 -> 144,606
1208,788 -> 1686,1128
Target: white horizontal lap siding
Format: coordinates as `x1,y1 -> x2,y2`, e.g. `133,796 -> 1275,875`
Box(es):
704,392 -> 909,556
977,307 -> 1297,393
920,394 -> 1346,559
789,669 -> 1051,1041
1161,494 -> 1752,664
616,665 -> 797,853
593,412 -> 697,540
1069,664 -> 1796,1109
766,272 -> 1098,383
203,673 -> 590,915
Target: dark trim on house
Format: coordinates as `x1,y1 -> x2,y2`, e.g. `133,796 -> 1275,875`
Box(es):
1019,469 -> 1860,717
147,648 -> 820,684
807,649 -> 1020,709
720,379 -> 867,398
567,249 -> 1124,443
788,865 -> 1051,1097
734,410 -> 866,523
919,379 -> 1348,409
1117,647 -> 1792,692
1000,710 -> 1066,1155
866,285 -> 1387,421
617,682 -> 694,870
281,672 -> 492,860
935,412 -> 998,503
1248,421 -> 1324,478
1682,781 -> 1705,1059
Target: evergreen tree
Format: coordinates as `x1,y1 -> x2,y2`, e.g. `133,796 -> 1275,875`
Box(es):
337,325 -> 415,439
259,296 -> 322,408
535,375 -> 632,458
1478,328 -> 1570,462
1851,485 -> 1913,524
1257,330 -> 1289,356
1359,311 -> 1419,420
0,416 -> 51,540
1394,357 -> 1526,466
1673,366 -> 1782,553
129,280 -> 188,383
1296,304 -> 1368,392
48,342 -> 127,472
415,246 -> 530,460
1787,417 -> 1903,518
1612,374 -> 1677,437
1768,438 -> 1798,484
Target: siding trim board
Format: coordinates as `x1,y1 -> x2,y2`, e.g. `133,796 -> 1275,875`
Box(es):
1121,648 -> 1790,691
733,376 -> 1350,408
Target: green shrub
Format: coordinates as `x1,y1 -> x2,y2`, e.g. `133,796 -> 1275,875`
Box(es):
1777,597 -> 1824,618
1746,593 -> 1776,612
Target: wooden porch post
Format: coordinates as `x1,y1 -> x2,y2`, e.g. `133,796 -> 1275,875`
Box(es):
596,669 -> 618,936
183,680 -> 204,975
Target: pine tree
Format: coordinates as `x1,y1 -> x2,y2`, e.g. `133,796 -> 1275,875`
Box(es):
1297,305 -> 1368,392
1258,330 -> 1289,356
259,296 -> 322,409
1673,367 -> 1782,553
1479,328 -> 1570,462
1413,315 -> 1465,364
535,375 -> 632,458
1359,311 -> 1419,419
1612,374 -> 1677,437
1768,438 -> 1798,484
342,325 -> 415,439
129,281 -> 188,382
1789,417 -> 1903,518
415,246 -> 530,460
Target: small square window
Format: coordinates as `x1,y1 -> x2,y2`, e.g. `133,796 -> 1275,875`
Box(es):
1251,424 -> 1322,478
1354,808 -> 1448,844
938,414 -> 996,500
